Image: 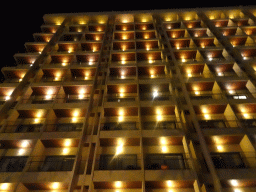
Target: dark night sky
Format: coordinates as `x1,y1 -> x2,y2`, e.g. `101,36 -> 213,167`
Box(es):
1,2 -> 246,70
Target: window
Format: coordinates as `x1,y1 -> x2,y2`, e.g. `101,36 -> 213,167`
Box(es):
199,120 -> 226,129
0,156 -> 28,172
99,154 -> 137,170
145,154 -> 185,170
40,156 -> 75,171
211,152 -> 246,169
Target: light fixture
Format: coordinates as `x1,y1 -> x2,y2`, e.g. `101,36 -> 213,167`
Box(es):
167,180 -> 173,187
18,149 -> 26,155
62,148 -> 69,154
216,145 -> 223,151
230,180 -> 239,187
64,139 -> 71,147
21,140 -> 29,148
51,182 -> 60,189
115,181 -> 122,188
0,183 -> 9,190
152,91 -> 158,99
162,146 -> 167,152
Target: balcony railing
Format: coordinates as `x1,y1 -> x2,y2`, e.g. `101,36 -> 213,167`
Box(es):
101,122 -> 138,131
20,94 -> 90,104
142,121 -> 182,130
96,155 -> 140,170
140,92 -> 172,101
2,123 -> 42,133
44,123 -> 83,132
211,152 -> 256,169
26,156 -> 75,172
145,153 -> 191,170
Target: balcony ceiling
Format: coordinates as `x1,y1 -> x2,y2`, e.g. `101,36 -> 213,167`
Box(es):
141,106 -> 175,116
193,104 -> 227,114
186,82 -> 214,91
100,138 -> 140,146
107,84 -> 137,94
218,80 -> 247,90
104,107 -> 138,117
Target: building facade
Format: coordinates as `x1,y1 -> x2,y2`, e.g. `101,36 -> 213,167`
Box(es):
0,6 -> 256,192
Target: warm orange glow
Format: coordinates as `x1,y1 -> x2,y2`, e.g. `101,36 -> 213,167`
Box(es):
115,181 -> 122,188
51,182 -> 60,189
0,183 -> 9,190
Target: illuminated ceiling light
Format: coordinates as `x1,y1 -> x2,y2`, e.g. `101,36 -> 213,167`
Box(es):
228,90 -> 234,94
204,114 -> 210,119
216,145 -> 223,151
234,189 -> 242,192
51,182 -> 60,189
217,72 -> 224,76
230,180 -> 239,187
161,146 -> 167,152
157,115 -> 163,121
160,137 -> 167,145
195,91 -> 200,95
0,183 -> 9,190
18,149 -> 26,155
64,139 -> 71,147
63,148 -> 69,154
5,95 -> 10,101
21,140 -> 29,148
187,73 -> 192,77
73,111 -> 79,117
167,180 -> 173,187
153,90 -> 158,98
115,181 -> 122,188
243,113 -> 249,118
208,57 -> 213,61
118,116 -> 124,122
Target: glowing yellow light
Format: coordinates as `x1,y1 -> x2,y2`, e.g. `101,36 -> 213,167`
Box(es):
162,146 -> 167,152
0,183 -> 9,190
72,117 -> 77,122
52,182 -> 60,189
204,114 -> 210,119
230,180 -> 239,187
195,91 -> 200,95
64,139 -> 71,147
73,111 -> 79,117
217,145 -> 223,151
167,180 -> 173,187
45,95 -> 52,100
34,118 -> 40,123
187,73 -> 192,77
160,137 -> 167,145
115,181 -> 122,188
62,62 -> 67,66
229,90 -> 234,94
118,116 -> 124,122
18,149 -> 26,155
182,58 -> 186,62
243,113 -> 249,118
157,115 -> 162,121
234,189 -> 242,192
21,140 -> 29,148
144,34 -> 149,39
63,148 -> 69,154
5,95 -> 10,101
116,145 -> 123,154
